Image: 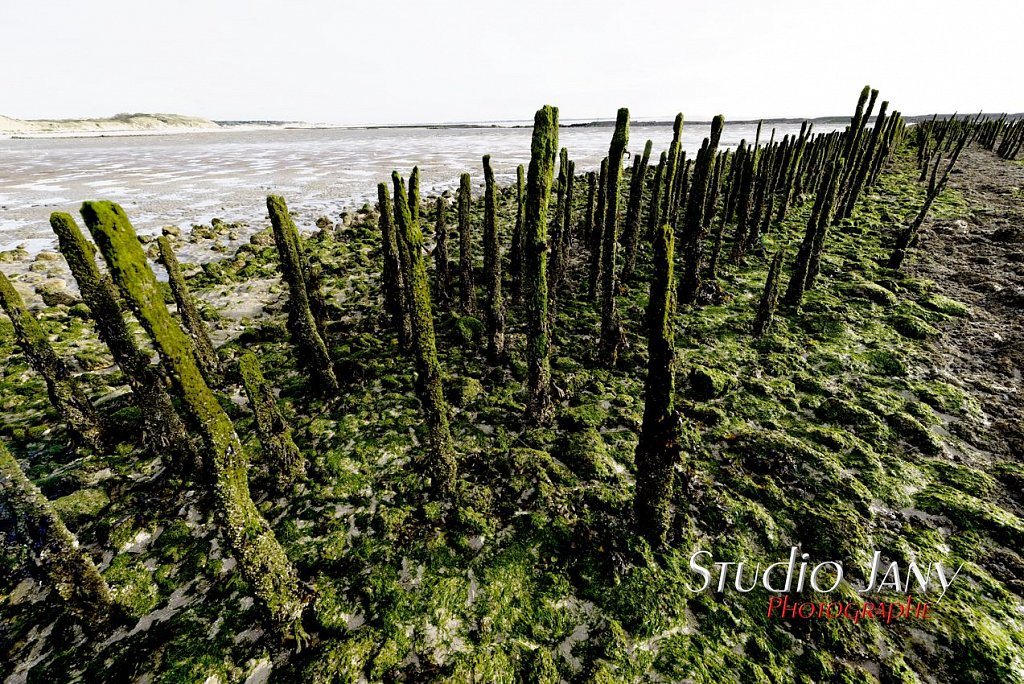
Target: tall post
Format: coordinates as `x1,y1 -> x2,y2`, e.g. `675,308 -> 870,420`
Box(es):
509,164 -> 526,304
482,155 -> 505,362
524,106 -> 559,425
458,173 -> 475,313
391,172 -> 458,495
377,182 -> 409,344
632,223 -> 680,548
51,213 -> 195,467
267,195 -> 339,395
82,201 -> 307,628
622,140 -> 653,282
599,108 -> 630,366
434,198 -> 451,311
157,236 -> 221,386
238,353 -> 305,488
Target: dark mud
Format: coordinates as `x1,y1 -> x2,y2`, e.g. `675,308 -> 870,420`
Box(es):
909,148 -> 1024,480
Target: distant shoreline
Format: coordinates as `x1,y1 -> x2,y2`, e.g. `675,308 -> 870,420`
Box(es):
5,112 -> 1020,140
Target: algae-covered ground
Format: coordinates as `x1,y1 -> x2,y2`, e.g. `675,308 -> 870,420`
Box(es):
1,140 -> 1023,683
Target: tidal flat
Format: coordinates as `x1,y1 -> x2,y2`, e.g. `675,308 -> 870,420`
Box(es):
1,101 -> 1023,683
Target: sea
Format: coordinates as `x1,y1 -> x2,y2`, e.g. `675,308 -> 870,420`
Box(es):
0,120 -> 844,257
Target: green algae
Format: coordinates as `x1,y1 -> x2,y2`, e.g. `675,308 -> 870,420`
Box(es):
52,487 -> 110,525
3,120 -> 1023,683
104,553 -> 160,617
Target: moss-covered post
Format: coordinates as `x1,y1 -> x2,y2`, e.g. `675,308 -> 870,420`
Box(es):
0,440 -> 113,620
670,154 -> 690,228
510,164 -> 526,304
458,173 -> 475,313
703,150 -> 726,231
622,139 -> 653,282
705,152 -> 730,285
157,236 -> 221,386
599,108 -> 630,366
392,177 -> 416,339
0,272 -> 103,451
660,114 -> 684,225
51,213 -> 195,467
783,160 -> 841,307
561,160 -> 576,252
238,353 -> 304,488
840,100 -> 888,220
889,130 -> 969,269
646,151 -> 667,243
81,201 -> 307,629
632,223 -> 681,548
390,172 -> 458,495
753,249 -> 785,337
582,171 -> 597,255
377,182 -> 409,344
550,156 -> 576,320
588,157 -> 608,300
679,115 -> 724,305
803,161 -> 844,290
408,166 -> 422,225
433,197 -> 451,311
482,155 -> 505,362
267,196 -> 338,395
524,106 -> 559,425
548,150 -> 569,308
723,141 -> 746,224
729,146 -> 757,263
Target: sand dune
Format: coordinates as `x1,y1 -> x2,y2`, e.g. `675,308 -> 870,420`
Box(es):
0,113 -> 220,137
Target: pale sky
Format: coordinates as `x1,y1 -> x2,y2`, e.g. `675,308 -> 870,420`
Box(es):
2,0 -> 1021,125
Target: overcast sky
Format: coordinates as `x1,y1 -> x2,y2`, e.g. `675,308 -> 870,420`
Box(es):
2,0 -> 1021,125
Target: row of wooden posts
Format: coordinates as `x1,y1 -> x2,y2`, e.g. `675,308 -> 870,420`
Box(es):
0,201 -> 326,629
369,87 -> 916,548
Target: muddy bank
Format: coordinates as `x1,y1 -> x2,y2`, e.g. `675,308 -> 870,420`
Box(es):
908,146 -> 1024,494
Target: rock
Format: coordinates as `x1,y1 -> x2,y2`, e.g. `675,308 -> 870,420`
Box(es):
970,280 -> 1003,294
815,397 -> 889,438
890,313 -> 939,340
249,227 -> 276,247
558,428 -> 611,479
161,225 -> 182,238
994,287 -> 1024,308
454,315 -> 484,344
921,293 -> 969,316
34,251 -> 61,262
190,224 -> 218,241
688,365 -> 734,400
886,411 -> 943,455
53,488 -> 110,525
845,281 -> 898,306
867,349 -> 907,377
446,376 -> 483,407
68,302 -> 92,319
0,245 -> 29,263
991,227 -> 1024,243
36,279 -> 79,307
557,402 -> 609,430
